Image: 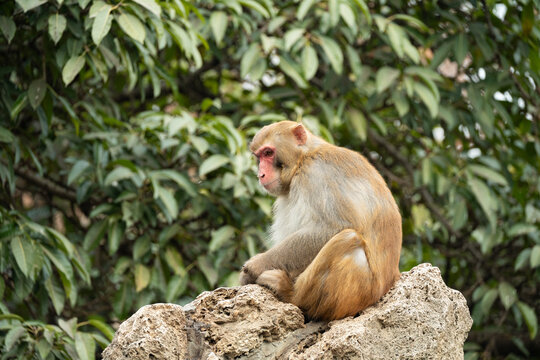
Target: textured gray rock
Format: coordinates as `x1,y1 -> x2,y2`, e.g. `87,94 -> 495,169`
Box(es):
102,264 -> 473,360
290,263 -> 473,359
101,303 -> 187,359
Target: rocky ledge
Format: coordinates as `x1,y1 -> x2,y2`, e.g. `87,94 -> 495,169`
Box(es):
102,263 -> 473,360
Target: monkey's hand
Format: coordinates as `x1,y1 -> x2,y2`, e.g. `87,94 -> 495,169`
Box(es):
239,253 -> 271,285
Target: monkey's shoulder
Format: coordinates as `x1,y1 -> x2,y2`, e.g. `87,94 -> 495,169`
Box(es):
303,144 -> 374,177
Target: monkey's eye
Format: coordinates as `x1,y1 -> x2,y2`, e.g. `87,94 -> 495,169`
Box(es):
262,149 -> 274,157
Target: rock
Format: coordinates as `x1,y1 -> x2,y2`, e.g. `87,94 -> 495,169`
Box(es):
102,264 -> 472,360
290,263 -> 473,359
184,285 -> 305,358
101,303 -> 187,360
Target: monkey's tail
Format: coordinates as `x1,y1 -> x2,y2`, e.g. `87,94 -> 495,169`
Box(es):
291,229 -> 382,321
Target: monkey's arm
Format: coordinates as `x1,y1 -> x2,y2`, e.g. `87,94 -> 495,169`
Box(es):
240,229 -> 331,285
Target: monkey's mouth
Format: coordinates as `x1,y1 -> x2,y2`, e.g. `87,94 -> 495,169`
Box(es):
260,178 -> 279,189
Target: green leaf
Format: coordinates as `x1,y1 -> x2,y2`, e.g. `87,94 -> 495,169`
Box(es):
191,136 -> 209,155
117,13 -> 146,43
157,187 -> 178,220
248,58 -> 266,81
15,0 -> 47,12
318,35 -> 343,74
209,225 -> 235,252
5,325 -> 26,351
59,318 -> 77,339
347,109 -> 367,141
62,55 -> 86,86
41,246 -> 74,281
0,314 -> 24,322
480,288 -> 498,315
91,4 -> 113,46
404,66 -> 444,82
376,67 -> 400,94
108,220 -> 125,255
392,90 -> 409,117
48,14 -> 67,44
151,169 -> 197,197
302,44 -> 318,80
197,255 -> 218,286
28,78 -> 47,109
0,16 -> 16,43
10,93 -> 28,120
134,264 -> 150,292
517,301 -> 538,339
238,0 -> 270,18
199,155 -> 230,177
210,11 -> 228,46
240,43 -> 260,78
386,22 -> 404,58
351,0 -> 371,25
329,0 -> 339,26
507,223 -> 537,238
498,282 -> 517,310
133,0 -> 161,17
36,339 -> 52,359
78,0 -> 91,9
45,276 -> 65,315
499,281 -> 517,310
75,332 -> 96,360
297,0 -> 317,20
133,236 -> 150,261
515,248 -> 531,271
83,220 -> 108,251
467,176 -> 498,229
284,28 -> 304,51
340,3 -> 357,32
390,14 -> 428,31
11,236 -> 34,277
531,245 -> 540,269
279,55 -> 308,88
164,246 -> 185,275
88,319 -> 115,342
104,166 -> 135,186
467,164 -> 508,186
413,82 -> 438,118
0,126 -> 15,143
521,1 -> 534,36
454,33 -> 468,65
165,275 -> 187,302
46,227 -> 75,257
68,160 -> 91,185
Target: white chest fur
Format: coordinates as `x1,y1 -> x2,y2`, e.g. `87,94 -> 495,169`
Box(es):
268,161 -> 380,245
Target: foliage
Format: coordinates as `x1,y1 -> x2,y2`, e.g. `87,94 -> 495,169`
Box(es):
0,0 -> 539,358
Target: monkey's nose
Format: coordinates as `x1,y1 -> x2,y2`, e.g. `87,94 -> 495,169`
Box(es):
258,173 -> 265,179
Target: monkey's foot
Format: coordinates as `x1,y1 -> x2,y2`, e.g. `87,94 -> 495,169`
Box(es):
256,269 -> 294,303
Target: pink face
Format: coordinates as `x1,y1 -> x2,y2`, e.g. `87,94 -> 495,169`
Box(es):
254,145 -> 280,192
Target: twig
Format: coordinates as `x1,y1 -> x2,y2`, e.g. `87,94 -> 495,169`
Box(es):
14,165 -> 78,202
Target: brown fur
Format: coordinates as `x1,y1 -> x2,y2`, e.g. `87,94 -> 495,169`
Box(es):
241,121 -> 402,321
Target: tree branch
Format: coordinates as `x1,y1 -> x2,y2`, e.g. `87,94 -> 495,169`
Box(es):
14,166 -> 79,203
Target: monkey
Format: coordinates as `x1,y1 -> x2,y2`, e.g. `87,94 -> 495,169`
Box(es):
239,120 -> 402,321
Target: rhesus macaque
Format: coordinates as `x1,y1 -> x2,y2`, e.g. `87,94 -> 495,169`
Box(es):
240,121 -> 402,321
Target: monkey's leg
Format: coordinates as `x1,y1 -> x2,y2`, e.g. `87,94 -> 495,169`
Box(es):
291,229 -> 381,321
256,269 -> 295,303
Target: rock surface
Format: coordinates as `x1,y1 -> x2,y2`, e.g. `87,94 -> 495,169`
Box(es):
102,264 -> 473,360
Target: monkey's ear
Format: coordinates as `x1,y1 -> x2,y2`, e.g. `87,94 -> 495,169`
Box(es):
292,124 -> 307,145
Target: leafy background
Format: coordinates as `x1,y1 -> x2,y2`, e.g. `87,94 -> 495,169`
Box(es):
0,0 -> 539,358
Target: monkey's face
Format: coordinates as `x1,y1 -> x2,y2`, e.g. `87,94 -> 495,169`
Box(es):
253,145 -> 283,196
250,121 -> 310,196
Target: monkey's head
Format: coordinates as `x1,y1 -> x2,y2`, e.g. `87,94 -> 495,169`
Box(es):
249,121 -> 315,196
